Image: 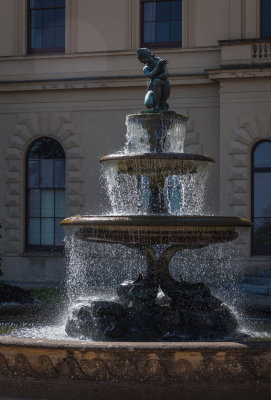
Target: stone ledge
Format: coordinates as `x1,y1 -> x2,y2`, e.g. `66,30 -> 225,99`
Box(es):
1,336 -> 270,350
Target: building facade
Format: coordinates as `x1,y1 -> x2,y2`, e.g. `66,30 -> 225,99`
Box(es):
0,0 -> 270,286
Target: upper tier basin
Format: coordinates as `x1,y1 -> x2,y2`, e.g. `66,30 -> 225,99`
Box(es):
125,112 -> 188,153
100,153 -> 214,175
61,215 -> 252,247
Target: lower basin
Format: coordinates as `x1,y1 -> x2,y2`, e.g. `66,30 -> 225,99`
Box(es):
0,336 -> 270,400
61,215 -> 252,246
0,305 -> 270,400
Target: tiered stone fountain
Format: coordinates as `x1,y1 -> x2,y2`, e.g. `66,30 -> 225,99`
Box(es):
1,50 -> 271,400
61,48 -> 251,341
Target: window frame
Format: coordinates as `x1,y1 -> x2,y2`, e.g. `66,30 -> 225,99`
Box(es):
27,0 -> 66,55
141,0 -> 182,49
25,137 -> 66,253
251,140 -> 271,256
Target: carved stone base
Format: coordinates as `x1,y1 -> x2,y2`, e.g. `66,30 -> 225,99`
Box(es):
0,337 -> 271,400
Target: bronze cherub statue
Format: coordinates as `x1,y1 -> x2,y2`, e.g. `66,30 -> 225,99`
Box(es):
137,47 -> 170,111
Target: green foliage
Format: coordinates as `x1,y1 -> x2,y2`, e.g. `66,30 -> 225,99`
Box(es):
30,288 -> 65,304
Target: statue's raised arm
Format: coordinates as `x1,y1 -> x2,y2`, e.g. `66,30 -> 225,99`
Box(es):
137,48 -> 170,111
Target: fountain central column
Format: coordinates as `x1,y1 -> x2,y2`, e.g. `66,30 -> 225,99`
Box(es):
147,174 -> 167,214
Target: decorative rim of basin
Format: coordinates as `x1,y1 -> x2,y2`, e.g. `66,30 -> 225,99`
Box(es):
100,153 -> 215,164
126,111 -> 189,121
61,215 -> 251,227
61,215 -> 252,246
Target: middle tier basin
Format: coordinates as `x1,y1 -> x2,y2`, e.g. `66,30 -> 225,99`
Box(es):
100,153 -> 215,175
61,215 -> 252,247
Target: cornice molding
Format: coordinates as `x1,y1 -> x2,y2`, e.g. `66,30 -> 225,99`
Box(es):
209,67 -> 271,81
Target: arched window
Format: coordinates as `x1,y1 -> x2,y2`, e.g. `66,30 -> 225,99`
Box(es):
26,137 -> 66,251
252,140 -> 271,255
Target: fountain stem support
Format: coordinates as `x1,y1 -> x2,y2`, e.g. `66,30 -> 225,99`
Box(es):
117,243 -> 208,307
147,174 -> 167,214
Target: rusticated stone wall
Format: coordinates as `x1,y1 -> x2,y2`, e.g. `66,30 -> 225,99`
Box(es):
229,115 -> 271,219
0,338 -> 270,400
5,111 -> 84,254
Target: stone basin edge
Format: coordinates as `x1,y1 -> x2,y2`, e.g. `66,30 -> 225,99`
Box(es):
0,336 -> 270,399
100,153 -> 215,163
0,336 -> 269,352
61,215 -> 252,227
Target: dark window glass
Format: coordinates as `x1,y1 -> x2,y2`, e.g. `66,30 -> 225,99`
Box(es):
55,27 -> 65,47
28,160 -> 40,188
26,138 -> 66,252
254,141 -> 271,167
56,0 -> 65,7
29,219 -> 41,245
171,21 -> 182,41
55,190 -> 65,217
28,137 -> 65,159
171,1 -> 182,20
30,0 -> 41,8
41,218 -> 54,245
56,9 -> 65,26
144,2 -> 156,21
32,10 -> 42,27
142,0 -> 182,47
55,218 -> 65,244
28,0 -> 65,54
42,0 -> 57,8
156,21 -> 170,42
252,141 -> 271,255
28,190 -> 41,217
31,29 -> 42,48
144,22 -> 156,43
262,0 -> 271,37
43,28 -> 55,48
254,173 -> 271,217
42,9 -> 55,27
157,2 -> 170,21
54,160 -> 66,187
